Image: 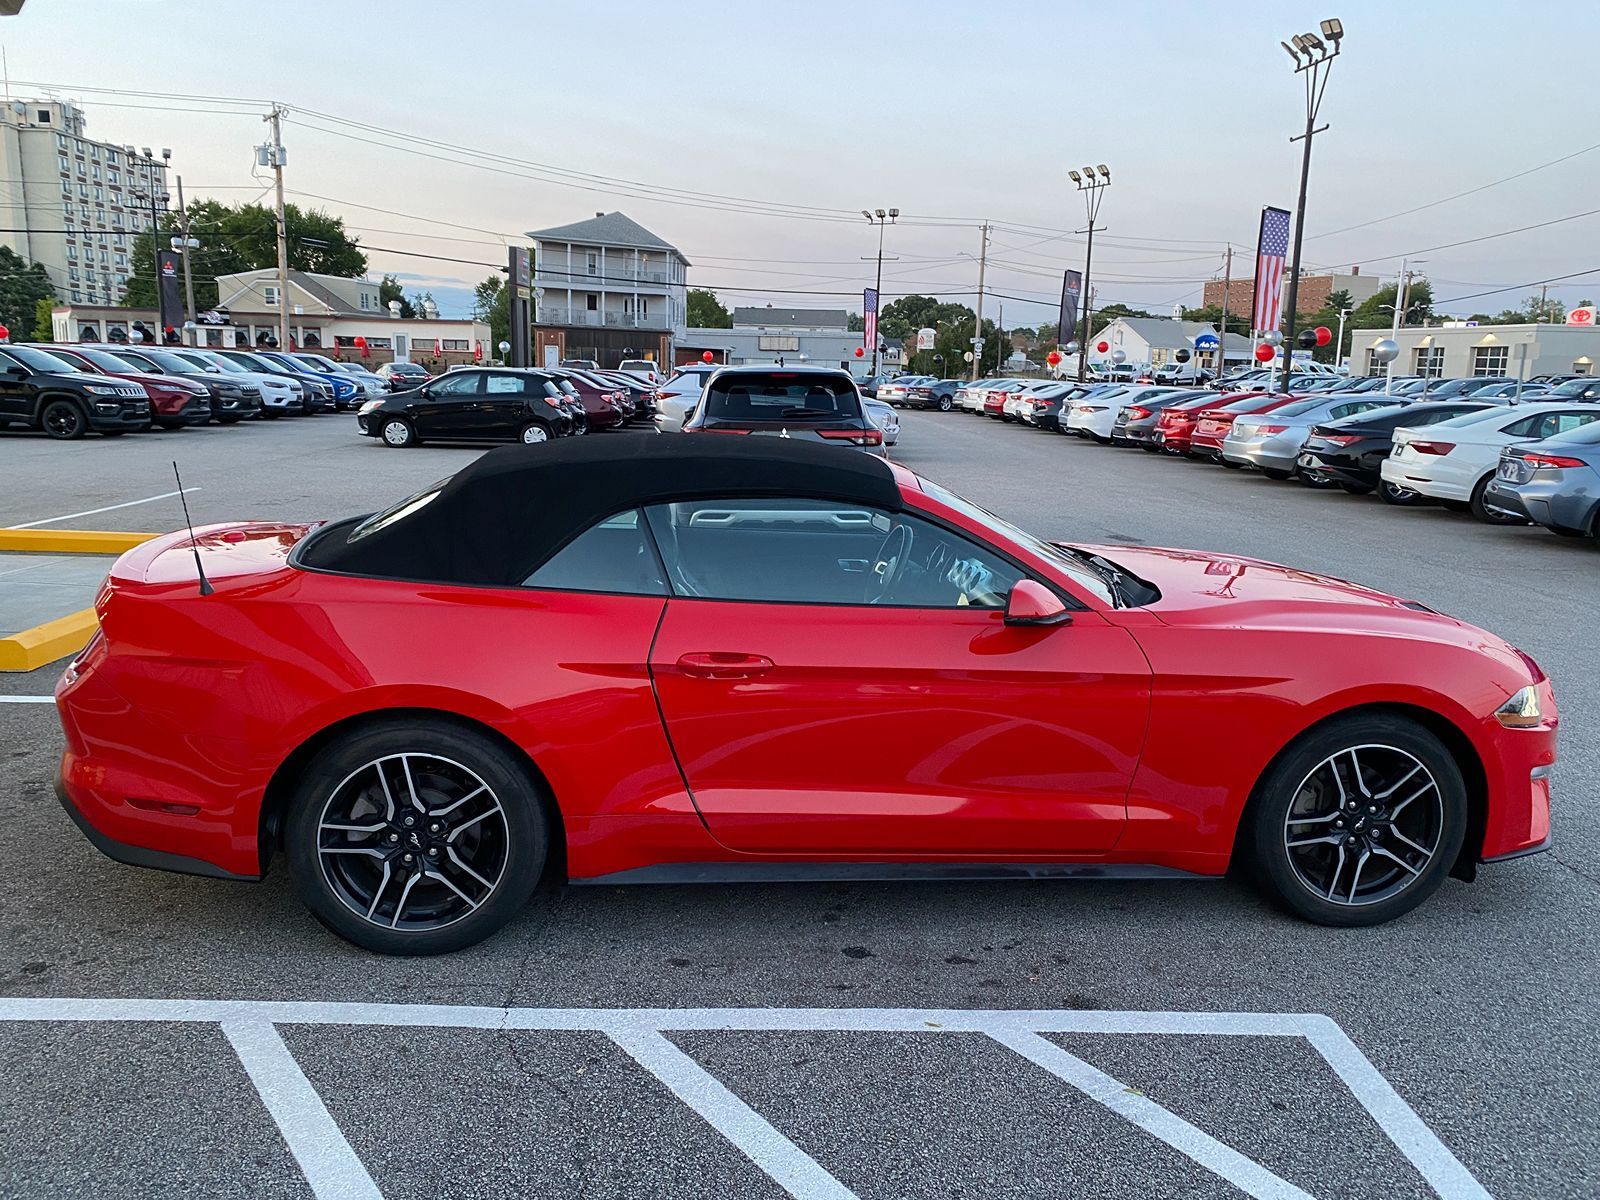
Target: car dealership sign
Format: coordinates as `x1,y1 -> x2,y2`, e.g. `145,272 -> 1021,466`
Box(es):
1567,306 -> 1596,326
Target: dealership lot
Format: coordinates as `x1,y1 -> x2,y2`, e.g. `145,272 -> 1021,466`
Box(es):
1,412 -> 1596,1198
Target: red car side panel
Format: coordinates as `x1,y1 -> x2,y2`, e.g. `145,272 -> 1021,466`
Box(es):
57,566 -> 715,878
649,600 -> 1151,856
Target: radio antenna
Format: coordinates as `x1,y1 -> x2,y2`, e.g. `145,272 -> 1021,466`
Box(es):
172,462 -> 213,596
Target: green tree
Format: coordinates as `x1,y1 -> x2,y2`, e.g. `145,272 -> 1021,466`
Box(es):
1348,279 -> 1434,330
379,274 -> 416,319
124,199 -> 366,309
473,276 -> 509,348
0,246 -> 56,341
31,295 -> 54,342
848,311 -> 865,333
686,288 -> 732,328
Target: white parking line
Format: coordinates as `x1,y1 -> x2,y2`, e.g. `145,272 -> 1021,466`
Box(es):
6,487 -> 199,530
0,999 -> 1489,1200
0,696 -> 56,704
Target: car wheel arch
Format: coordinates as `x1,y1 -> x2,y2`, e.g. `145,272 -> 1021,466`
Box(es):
257,705 -> 567,882
1226,699 -> 1489,883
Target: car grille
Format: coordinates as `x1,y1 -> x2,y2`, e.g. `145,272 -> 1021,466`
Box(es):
115,385 -> 144,397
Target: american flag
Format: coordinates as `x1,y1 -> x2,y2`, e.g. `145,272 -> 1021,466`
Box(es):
862,288 -> 878,357
1252,207 -> 1291,335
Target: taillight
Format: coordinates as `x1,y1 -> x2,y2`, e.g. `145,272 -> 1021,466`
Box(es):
1319,434 -> 1362,446
1525,453 -> 1585,469
819,428 -> 883,446
1255,424 -> 1289,435
1410,441 -> 1454,455
1126,406 -> 1150,420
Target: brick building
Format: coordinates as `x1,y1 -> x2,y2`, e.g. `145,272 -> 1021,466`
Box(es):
1203,266 -> 1382,325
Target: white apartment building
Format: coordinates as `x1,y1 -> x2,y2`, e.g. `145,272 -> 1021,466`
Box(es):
0,98 -> 171,305
527,211 -> 689,368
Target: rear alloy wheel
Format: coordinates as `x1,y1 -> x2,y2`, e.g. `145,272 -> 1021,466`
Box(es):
938,396 -> 953,412
381,417 -> 416,447
1470,474 -> 1526,525
1249,715 -> 1466,926
286,720 -> 549,955
521,422 -> 550,444
42,399 -> 87,440
1379,480 -> 1426,506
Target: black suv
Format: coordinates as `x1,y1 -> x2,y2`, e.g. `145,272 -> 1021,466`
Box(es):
358,368 -> 583,447
0,344 -> 151,439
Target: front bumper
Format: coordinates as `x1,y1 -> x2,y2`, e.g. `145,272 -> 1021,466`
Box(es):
84,400 -> 152,430
210,392 -> 263,419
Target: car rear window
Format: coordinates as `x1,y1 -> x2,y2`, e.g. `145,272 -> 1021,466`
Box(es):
703,374 -> 862,421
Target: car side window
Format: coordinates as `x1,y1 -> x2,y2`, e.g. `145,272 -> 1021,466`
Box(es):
644,498 -> 1023,609
522,509 -> 667,596
1543,412 -> 1599,437
1500,415 -> 1542,437
485,374 -> 524,395
430,373 -> 481,397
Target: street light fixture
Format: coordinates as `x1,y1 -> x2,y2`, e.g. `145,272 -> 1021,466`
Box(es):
1071,163 -> 1111,382
862,207 -> 898,376
1276,16 -> 1343,392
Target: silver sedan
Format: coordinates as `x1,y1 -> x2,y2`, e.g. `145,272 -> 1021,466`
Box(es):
1222,394 -> 1410,477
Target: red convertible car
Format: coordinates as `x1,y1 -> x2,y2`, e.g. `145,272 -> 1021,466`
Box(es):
55,438 -> 1556,954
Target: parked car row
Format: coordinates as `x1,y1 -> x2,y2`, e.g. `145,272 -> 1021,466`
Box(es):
358,365 -> 659,448
957,372 -> 1600,543
0,342 -> 404,439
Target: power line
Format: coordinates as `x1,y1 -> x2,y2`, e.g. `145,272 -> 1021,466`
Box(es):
1432,267 -> 1600,307
1346,206 -> 1600,269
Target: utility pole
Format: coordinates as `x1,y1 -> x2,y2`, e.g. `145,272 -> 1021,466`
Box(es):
1070,166 -> 1111,381
175,175 -> 197,344
860,208 -> 898,376
265,106 -> 290,352
996,303 -> 1004,375
1385,257 -> 1412,395
971,222 -> 989,381
1217,245 -> 1232,377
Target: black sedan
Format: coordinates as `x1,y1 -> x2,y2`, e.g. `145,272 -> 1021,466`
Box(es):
358,368 -> 581,448
1297,401 -> 1498,496
374,361 -> 433,393
901,378 -> 963,411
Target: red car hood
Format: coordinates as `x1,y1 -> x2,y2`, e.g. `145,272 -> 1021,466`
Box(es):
1066,542 -> 1459,627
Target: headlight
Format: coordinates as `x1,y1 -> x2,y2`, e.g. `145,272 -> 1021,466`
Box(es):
358,399 -> 384,415
1495,686 -> 1543,729
85,384 -> 121,395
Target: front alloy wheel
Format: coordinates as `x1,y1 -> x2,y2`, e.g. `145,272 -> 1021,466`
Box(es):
1250,715 -> 1466,926
381,418 -> 415,447
42,399 -> 87,440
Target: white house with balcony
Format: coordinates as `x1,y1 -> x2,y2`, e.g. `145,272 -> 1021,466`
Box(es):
527,211 -> 689,369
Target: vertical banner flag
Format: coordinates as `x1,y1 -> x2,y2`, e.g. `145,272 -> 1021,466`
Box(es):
1252,207 -> 1291,335
156,250 -> 183,333
863,288 -> 879,356
1059,269 -> 1083,347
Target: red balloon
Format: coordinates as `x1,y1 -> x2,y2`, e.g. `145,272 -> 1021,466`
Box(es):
701,350 -> 714,363
1046,350 -> 1062,367
354,336 -> 368,349
1254,342 -> 1276,362
1095,341 -> 1109,354
1314,325 -> 1332,347
854,346 -> 865,357
0,324 -> 10,339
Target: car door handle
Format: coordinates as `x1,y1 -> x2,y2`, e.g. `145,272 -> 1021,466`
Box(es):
676,652 -> 774,680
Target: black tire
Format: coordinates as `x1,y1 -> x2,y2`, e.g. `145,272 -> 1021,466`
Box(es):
1469,474 -> 1527,525
380,417 -> 417,447
41,398 -> 88,440
1299,471 -> 1341,490
284,719 -> 550,955
938,395 -> 952,412
1262,467 -> 1293,481
1247,714 -> 1467,927
1379,480 -> 1427,506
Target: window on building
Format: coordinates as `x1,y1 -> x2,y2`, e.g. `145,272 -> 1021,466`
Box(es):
99,249 -> 108,265
59,154 -> 70,173
586,294 -> 598,311
115,253 -> 127,269
76,159 -> 86,177
38,109 -> 51,124
1471,346 -> 1509,376
92,165 -> 101,180
587,252 -> 597,276
69,266 -> 80,282
55,132 -> 67,149
66,245 -> 77,262
107,150 -> 118,167
263,285 -> 279,306
70,290 -> 81,303
93,186 -> 103,202
1364,347 -> 1390,375
359,292 -> 369,309
442,339 -> 468,351
109,170 -> 120,187
1413,346 -> 1445,378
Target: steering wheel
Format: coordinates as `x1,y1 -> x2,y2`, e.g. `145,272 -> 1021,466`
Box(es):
868,522 -> 912,602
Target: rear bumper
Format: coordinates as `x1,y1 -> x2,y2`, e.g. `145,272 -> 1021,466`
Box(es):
55,772 -> 257,881
1221,436 -> 1298,471
1380,458 -> 1471,501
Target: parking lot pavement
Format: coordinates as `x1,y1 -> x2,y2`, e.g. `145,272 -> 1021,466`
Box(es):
1,411 -> 1597,1198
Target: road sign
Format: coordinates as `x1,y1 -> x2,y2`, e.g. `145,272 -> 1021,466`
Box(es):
916,327 -> 936,351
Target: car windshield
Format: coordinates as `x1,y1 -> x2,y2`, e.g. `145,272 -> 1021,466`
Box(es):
263,355 -> 314,374
917,478 -> 1116,607
196,353 -> 250,374
1548,379 -> 1598,397
224,351 -> 276,372
134,348 -> 201,373
703,373 -> 862,420
3,346 -> 79,372
298,354 -> 341,370
73,348 -> 140,374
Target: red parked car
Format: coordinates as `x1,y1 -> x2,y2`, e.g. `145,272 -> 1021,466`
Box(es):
553,370 -> 627,430
1154,392 -> 1250,454
55,438 -> 1556,954
45,344 -> 212,429
1189,393 -> 1301,461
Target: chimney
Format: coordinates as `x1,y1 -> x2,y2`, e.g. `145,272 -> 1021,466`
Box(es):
596,212 -> 605,218
1350,266 -> 1360,276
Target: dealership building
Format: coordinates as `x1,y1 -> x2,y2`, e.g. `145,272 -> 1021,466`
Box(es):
1352,322 -> 1600,379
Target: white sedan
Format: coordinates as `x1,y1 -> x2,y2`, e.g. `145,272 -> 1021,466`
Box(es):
863,395 -> 901,447
1382,402 -> 1600,516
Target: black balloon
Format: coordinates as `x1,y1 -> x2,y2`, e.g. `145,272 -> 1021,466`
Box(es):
1175,349 -> 1191,363
1297,328 -> 1318,349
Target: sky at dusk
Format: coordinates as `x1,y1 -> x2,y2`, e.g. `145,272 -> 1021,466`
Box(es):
2,0 -> 1595,326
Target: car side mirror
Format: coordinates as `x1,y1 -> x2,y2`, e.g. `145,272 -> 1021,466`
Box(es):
3,366 -> 25,379
1004,580 -> 1072,627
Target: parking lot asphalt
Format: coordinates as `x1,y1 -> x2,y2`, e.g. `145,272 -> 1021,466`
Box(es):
1,410 -> 1596,1199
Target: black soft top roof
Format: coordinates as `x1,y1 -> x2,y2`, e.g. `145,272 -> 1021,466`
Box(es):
299,435 -> 903,586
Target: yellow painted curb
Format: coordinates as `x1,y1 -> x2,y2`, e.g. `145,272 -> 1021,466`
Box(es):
0,608 -> 98,672
0,529 -> 156,554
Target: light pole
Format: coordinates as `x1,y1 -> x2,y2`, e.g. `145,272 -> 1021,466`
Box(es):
1278,18 -> 1343,392
1068,165 -> 1110,382
861,208 -> 898,376
1382,257 -> 1425,393
1335,305 -> 1352,370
